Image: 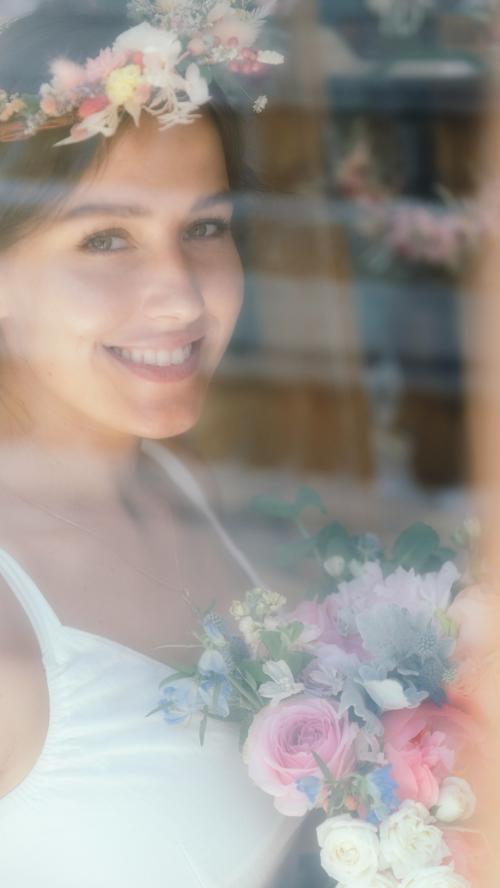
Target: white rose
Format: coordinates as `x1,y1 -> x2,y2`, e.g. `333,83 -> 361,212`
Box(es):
400,866 -> 470,888
114,23 -> 182,63
379,801 -> 448,880
339,873 -> 398,888
317,816 -> 380,885
435,777 -> 476,823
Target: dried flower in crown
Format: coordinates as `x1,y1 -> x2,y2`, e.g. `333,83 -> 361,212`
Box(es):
0,0 -> 284,146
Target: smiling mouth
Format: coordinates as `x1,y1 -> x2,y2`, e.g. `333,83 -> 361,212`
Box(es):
102,338 -> 204,382
105,342 -> 195,368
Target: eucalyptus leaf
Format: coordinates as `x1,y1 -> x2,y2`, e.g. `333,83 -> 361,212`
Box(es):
316,522 -> 356,561
292,486 -> 328,517
392,523 -> 440,571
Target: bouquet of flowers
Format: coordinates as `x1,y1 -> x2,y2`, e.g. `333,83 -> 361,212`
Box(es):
153,491 -> 493,887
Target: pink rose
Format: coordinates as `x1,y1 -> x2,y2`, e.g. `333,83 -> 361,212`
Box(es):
244,696 -> 358,816
382,703 -> 477,809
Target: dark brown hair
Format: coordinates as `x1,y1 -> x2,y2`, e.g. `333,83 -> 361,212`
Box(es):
0,2 -> 258,254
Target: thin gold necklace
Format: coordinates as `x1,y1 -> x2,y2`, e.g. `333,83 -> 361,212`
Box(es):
0,479 -> 198,613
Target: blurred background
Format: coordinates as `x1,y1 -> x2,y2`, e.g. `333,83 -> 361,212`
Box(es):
0,3 -> 494,883
171,0 -> 491,606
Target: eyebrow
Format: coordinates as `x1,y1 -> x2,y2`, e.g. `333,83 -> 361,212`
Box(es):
59,190 -> 235,222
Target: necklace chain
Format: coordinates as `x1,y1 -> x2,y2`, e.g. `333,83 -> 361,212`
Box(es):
0,480 -> 195,609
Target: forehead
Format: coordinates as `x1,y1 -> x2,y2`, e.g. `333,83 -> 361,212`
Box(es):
66,112 -> 230,213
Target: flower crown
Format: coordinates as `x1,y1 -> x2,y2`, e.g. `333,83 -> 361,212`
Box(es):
0,0 -> 284,147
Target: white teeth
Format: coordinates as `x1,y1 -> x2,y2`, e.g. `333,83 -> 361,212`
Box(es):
109,344 -> 193,368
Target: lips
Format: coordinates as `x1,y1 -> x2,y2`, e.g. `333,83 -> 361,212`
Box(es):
104,327 -> 207,352
102,337 -> 204,383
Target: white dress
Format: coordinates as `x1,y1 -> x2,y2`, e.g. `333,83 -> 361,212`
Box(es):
0,439 -> 300,887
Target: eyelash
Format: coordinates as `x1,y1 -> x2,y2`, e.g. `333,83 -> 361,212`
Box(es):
78,217 -> 233,254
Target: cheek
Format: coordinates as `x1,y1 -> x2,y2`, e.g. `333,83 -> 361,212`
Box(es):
52,265 -> 134,339
204,254 -> 244,336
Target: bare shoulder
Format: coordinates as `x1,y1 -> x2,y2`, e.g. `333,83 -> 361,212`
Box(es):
0,496 -> 50,797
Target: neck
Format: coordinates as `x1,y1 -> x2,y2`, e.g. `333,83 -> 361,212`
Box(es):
0,375 -> 145,510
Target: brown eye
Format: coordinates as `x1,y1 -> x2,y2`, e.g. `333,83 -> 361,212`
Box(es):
80,230 -> 131,253
185,219 -> 231,241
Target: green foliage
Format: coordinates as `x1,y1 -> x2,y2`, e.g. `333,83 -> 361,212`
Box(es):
260,630 -> 287,660
284,650 -> 315,679
251,486 -> 459,602
391,523 -> 455,573
239,659 -> 267,687
317,522 -> 359,563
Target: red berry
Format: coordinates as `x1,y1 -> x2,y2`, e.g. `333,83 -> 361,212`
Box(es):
228,61 -> 241,73
251,62 -> 261,73
242,62 -> 253,74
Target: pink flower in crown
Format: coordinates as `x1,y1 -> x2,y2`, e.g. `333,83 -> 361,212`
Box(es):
84,48 -> 129,82
211,14 -> 261,48
78,95 -> 110,120
244,695 -> 358,816
382,703 -> 478,809
49,58 -> 87,94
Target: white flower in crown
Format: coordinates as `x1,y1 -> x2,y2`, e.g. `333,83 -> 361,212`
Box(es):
114,22 -> 182,62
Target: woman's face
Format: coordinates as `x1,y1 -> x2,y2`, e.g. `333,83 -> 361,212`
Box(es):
0,112 -> 243,443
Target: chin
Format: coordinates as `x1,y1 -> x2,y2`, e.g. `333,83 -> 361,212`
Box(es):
131,397 -> 205,441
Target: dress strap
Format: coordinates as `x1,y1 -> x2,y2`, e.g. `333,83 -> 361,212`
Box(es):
0,548 -> 62,665
140,439 -> 262,588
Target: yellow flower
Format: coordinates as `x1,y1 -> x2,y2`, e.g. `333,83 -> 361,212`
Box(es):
105,65 -> 142,106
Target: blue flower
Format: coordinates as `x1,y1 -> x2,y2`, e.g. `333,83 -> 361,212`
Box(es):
365,766 -> 400,822
199,675 -> 232,718
296,775 -> 322,807
159,677 -> 202,725
198,648 -> 229,677
202,612 -> 229,646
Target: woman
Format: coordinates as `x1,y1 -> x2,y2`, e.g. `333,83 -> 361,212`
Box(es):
0,2 -> 301,885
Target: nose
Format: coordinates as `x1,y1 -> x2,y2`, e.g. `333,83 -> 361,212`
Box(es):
140,247 -> 204,324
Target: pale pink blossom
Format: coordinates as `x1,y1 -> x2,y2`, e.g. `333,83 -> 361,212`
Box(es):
382,703 -> 478,808
211,14 -> 261,48
84,48 -> 128,82
49,58 -> 87,93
